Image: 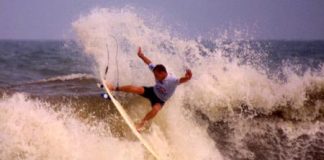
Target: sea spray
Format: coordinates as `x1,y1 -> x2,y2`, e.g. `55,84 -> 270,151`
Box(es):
0,93 -> 145,160
72,7 -> 324,160
73,7 -> 223,159
73,7 -> 324,122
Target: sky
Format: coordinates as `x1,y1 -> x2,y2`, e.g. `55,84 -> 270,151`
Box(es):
0,0 -> 324,40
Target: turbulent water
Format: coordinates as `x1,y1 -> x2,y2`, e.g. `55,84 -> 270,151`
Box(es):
1,7 -> 324,160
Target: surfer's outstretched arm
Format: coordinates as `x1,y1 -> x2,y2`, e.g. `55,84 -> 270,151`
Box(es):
137,47 -> 152,65
179,69 -> 192,84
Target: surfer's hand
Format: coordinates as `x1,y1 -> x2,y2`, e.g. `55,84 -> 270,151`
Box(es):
179,69 -> 192,84
185,69 -> 192,80
137,47 -> 152,65
137,47 -> 144,58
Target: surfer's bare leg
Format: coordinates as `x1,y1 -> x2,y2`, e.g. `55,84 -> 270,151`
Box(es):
107,83 -> 144,95
136,103 -> 162,130
118,85 -> 145,94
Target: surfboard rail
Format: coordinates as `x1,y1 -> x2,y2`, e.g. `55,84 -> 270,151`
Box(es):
101,78 -> 160,159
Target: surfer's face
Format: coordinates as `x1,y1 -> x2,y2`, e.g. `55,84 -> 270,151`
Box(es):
154,71 -> 167,81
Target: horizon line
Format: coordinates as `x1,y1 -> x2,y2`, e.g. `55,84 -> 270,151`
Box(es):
1,38 -> 324,42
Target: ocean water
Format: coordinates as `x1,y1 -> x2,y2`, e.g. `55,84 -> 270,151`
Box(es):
1,8 -> 324,160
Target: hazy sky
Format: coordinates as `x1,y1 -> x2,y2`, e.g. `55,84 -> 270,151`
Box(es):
1,0 -> 324,40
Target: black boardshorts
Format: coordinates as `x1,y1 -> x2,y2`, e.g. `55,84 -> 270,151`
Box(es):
141,87 -> 165,107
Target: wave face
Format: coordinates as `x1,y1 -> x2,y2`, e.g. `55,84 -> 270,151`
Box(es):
0,7 -> 324,160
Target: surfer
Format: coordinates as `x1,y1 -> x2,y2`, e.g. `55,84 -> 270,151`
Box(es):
107,47 -> 192,131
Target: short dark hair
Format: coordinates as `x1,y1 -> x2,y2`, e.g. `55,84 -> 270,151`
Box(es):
153,64 -> 167,73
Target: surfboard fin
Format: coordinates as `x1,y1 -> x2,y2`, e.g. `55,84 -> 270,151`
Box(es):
100,93 -> 111,100
97,83 -> 104,89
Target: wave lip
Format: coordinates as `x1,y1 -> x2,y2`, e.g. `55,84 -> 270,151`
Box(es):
4,73 -> 98,97
36,73 -> 95,83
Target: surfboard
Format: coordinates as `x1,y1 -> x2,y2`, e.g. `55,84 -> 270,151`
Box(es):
100,78 -> 161,159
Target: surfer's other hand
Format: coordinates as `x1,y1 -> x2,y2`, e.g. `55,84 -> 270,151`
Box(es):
185,69 -> 192,79
137,47 -> 144,57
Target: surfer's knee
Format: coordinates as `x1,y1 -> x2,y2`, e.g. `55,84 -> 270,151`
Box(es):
129,85 -> 142,93
128,85 -> 144,94
137,86 -> 145,94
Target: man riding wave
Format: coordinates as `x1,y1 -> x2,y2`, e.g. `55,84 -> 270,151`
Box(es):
107,47 -> 192,131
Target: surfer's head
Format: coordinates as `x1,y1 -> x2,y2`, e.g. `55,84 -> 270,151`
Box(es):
153,64 -> 167,80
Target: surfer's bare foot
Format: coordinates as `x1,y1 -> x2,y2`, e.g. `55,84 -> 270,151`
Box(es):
106,83 -> 115,91
136,121 -> 145,132
101,80 -> 113,90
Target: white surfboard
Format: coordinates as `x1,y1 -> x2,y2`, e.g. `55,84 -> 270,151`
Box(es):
101,78 -> 160,159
